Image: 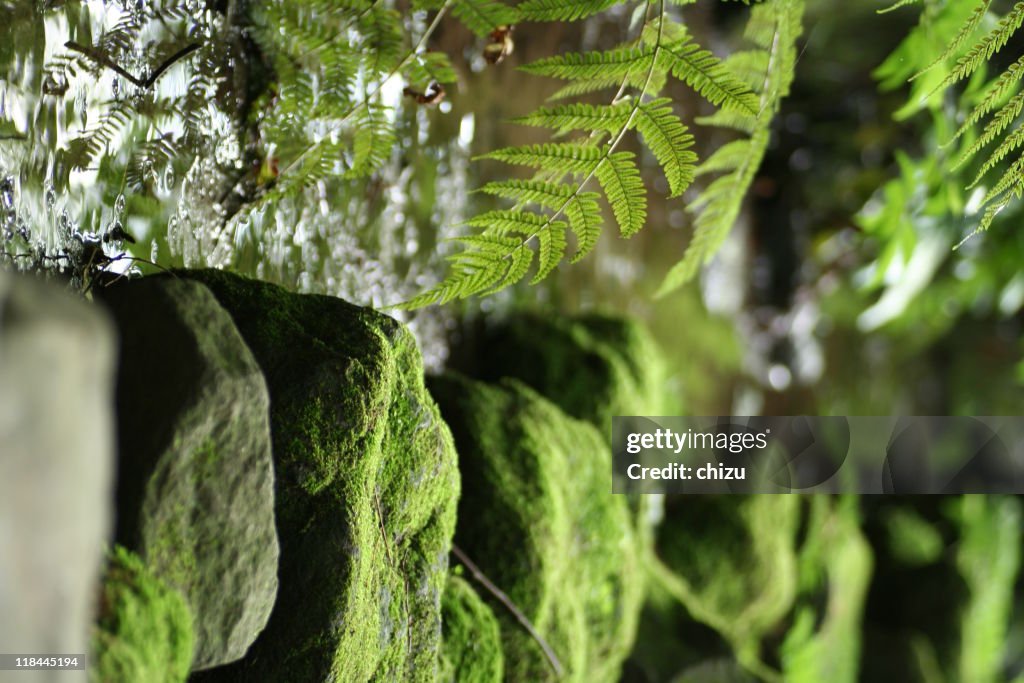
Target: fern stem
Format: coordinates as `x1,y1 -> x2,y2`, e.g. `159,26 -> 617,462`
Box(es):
274,1 -> 452,186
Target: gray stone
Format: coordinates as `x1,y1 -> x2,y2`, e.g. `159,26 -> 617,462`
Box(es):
98,277 -> 278,670
0,271 -> 116,683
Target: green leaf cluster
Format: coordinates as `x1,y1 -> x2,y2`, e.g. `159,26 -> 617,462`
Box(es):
405,0 -> 803,308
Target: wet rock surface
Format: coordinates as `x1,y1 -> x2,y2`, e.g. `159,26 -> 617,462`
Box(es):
0,271 -> 115,683
430,373 -> 643,683
99,277 -> 278,670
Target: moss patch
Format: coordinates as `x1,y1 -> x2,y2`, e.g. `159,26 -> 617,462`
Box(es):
439,574 -> 503,683
477,312 -> 668,435
430,373 -> 643,683
653,495 -> 800,648
175,269 -> 459,682
91,545 -> 193,683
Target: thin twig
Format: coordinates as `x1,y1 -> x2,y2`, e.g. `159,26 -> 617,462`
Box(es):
451,544 -> 564,678
65,41 -> 200,89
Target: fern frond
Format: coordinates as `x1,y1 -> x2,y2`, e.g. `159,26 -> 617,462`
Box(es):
948,53 -> 1024,146
345,103 -> 395,178
481,143 -> 605,174
911,1 -> 991,82
695,109 -> 759,134
464,209 -> 559,236
66,100 -> 134,169
512,102 -> 632,135
693,138 -> 753,177
931,2 -> 1024,95
534,221 -> 569,281
478,179 -> 576,208
634,98 -> 697,196
564,192 -> 603,260
953,89 -> 1024,170
451,0 -> 518,37
657,38 -> 760,114
518,0 -> 620,22
970,123 -> 1024,188
659,0 -> 805,296
404,51 -> 458,89
359,6 -> 405,76
596,152 -> 647,236
522,46 -> 655,82
982,153 -> 1024,205
547,76 -> 639,101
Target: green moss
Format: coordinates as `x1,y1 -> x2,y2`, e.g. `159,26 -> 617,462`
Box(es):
91,545 -> 194,683
439,575 -> 504,683
653,495 -> 800,648
430,373 -> 643,683
174,269 -> 459,682
478,312 -> 669,435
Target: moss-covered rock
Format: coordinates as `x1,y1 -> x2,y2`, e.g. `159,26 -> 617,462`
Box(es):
99,278 -> 278,669
476,313 -> 668,434
439,575 -> 503,683
91,545 -> 194,683
652,495 -> 799,648
430,373 -> 643,683
174,270 -> 459,682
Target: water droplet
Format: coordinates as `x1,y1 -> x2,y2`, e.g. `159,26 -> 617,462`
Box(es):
150,240 -> 159,262
114,193 -> 126,215
45,184 -> 56,211
0,176 -> 14,211
58,211 -> 71,241
164,166 -> 175,189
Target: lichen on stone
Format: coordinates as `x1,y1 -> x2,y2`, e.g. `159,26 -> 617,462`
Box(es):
175,269 -> 459,682
430,373 -> 643,683
91,545 -> 194,683
439,574 -> 504,683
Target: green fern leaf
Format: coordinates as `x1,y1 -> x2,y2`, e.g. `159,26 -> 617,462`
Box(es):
518,0 -> 620,22
949,53 -> 1024,146
658,38 -> 760,114
695,109 -> 759,134
482,143 -> 605,174
694,138 -> 753,177
345,103 -> 395,178
634,98 -> 698,196
478,179 -> 575,208
970,124 -> 1024,188
359,6 -> 405,76
464,209 -> 556,236
954,89 -> 1024,169
911,1 -> 991,81
565,192 -> 603,260
522,46 -> 655,82
596,152 -> 646,236
931,2 -> 1024,95
982,153 -> 1024,204
534,221 -> 568,282
451,0 -> 518,37
513,102 -> 632,135
486,242 -> 534,292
